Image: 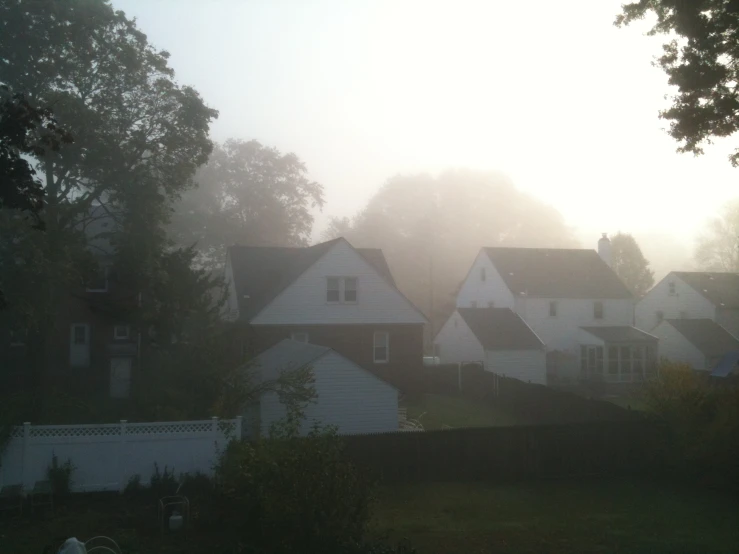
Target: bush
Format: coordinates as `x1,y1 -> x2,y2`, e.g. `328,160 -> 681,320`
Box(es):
645,362 -> 739,490
47,454 -> 76,497
150,463 -> 179,498
215,420 -> 374,554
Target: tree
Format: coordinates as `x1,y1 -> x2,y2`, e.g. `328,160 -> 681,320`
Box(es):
170,139 -> 324,268
328,169 -> 578,338
0,0 -> 217,381
616,1 -> 739,166
610,232 -> 655,297
695,198 -> 739,272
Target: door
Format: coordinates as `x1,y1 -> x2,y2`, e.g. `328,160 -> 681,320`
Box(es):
109,357 -> 132,399
70,324 -> 91,367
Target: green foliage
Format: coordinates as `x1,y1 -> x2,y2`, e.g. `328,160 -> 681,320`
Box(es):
150,463 -> 179,498
645,362 -> 739,489
616,1 -> 739,166
170,139 -> 325,269
47,454 -> 76,497
215,421 -> 375,554
123,474 -> 144,498
694,198 -> 739,272
610,233 -> 654,297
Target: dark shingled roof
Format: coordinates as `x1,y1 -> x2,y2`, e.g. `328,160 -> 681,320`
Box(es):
664,319 -> 739,358
229,238 -> 398,321
581,326 -> 657,344
673,272 -> 739,309
457,308 -> 544,351
484,247 -> 633,299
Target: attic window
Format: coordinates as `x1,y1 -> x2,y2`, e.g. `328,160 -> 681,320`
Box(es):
480,267 -> 486,282
326,277 -> 358,304
668,282 -> 676,296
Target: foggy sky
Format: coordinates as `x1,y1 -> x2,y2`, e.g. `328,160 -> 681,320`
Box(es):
115,0 -> 738,274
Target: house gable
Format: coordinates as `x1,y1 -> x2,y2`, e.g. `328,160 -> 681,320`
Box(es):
433,309 -> 485,364
635,272 -> 716,331
651,320 -> 708,370
456,250 -> 516,309
252,240 -> 427,325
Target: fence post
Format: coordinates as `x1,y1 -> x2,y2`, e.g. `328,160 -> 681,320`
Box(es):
235,416 -> 243,441
119,420 -> 128,493
458,363 -> 462,392
211,416 -> 219,440
21,422 -> 31,493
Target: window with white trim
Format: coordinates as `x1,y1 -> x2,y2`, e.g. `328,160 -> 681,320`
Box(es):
327,277 -> 358,303
72,324 -> 89,345
373,331 -> 389,363
291,332 -> 309,343
113,325 -> 130,340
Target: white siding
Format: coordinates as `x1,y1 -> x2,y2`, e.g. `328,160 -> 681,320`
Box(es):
252,240 -> 427,325
635,274 -> 715,331
650,320 -> 708,371
222,254 -> 240,322
515,297 -> 634,353
259,351 -> 398,436
485,349 -> 546,385
715,308 -> 739,338
456,251 -> 515,309
433,310 -> 485,364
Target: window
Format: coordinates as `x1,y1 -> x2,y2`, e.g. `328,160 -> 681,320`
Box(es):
668,282 -> 676,296
9,329 -> 26,347
633,346 -> 644,378
470,301 -> 477,308
73,324 -> 88,345
580,345 -> 603,377
86,266 -> 109,292
594,301 -> 604,319
620,346 -> 632,375
487,301 -> 495,308
480,267 -> 486,282
373,331 -> 389,363
291,332 -> 309,343
343,277 -> 358,303
549,301 -> 558,317
608,346 -> 619,375
327,277 -> 358,303
113,325 -> 130,340
327,277 -> 340,302
656,311 -> 664,325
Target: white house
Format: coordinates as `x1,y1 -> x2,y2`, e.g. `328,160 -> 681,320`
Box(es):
443,236 -> 656,383
434,307 -> 546,384
243,339 -> 399,437
650,318 -> 739,372
635,271 -> 739,335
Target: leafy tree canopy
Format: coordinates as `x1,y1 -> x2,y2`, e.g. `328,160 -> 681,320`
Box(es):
695,198 -> 739,272
616,1 -> 739,166
170,139 -> 325,269
610,232 -> 655,297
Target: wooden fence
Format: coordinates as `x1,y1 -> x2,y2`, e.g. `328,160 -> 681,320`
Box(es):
343,420 -> 668,483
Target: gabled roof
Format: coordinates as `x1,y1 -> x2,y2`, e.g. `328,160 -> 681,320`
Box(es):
483,247 -> 633,300
672,272 -> 739,309
249,338 -> 398,389
228,238 -> 402,321
457,307 -> 544,351
581,326 -> 657,344
663,319 -> 739,358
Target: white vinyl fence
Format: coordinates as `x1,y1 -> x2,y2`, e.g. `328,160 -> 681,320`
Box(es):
0,417 -> 242,493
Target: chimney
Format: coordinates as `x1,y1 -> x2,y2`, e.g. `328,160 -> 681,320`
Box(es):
598,233 -> 611,267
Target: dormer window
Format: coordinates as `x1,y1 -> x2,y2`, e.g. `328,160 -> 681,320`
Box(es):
326,277 -> 358,304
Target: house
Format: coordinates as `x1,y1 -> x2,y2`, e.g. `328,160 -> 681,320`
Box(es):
223,238 -> 428,390
242,339 -> 399,437
650,318 -> 739,372
0,205 -> 139,398
438,236 -> 656,383
433,307 -> 546,384
635,271 -> 739,335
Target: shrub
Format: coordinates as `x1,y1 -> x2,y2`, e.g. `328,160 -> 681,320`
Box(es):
215,420 -> 374,554
47,454 -> 76,497
150,463 -> 179,498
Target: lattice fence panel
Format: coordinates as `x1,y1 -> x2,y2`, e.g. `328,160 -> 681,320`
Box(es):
29,425 -> 121,439
126,421 -> 214,436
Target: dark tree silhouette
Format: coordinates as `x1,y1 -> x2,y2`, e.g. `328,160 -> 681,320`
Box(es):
611,233 -> 655,298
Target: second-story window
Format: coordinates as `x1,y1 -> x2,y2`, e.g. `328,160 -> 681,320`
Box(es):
549,301 -> 558,317
87,266 -> 109,293
373,331 -> 389,363
113,325 -> 130,340
594,301 -> 604,319
326,277 -> 358,303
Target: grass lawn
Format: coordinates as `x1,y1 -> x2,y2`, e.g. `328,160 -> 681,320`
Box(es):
404,393 -> 521,429
605,395 -> 649,412
371,478 -> 739,554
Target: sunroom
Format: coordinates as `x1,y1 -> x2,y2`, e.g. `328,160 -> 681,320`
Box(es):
578,326 -> 658,383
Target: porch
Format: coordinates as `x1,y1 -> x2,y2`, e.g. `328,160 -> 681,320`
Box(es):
579,326 -> 658,383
